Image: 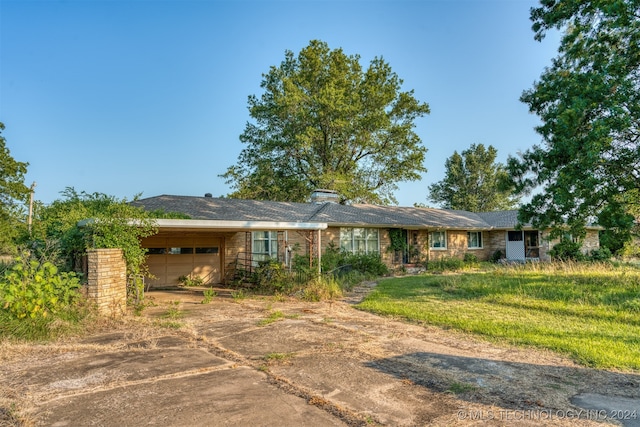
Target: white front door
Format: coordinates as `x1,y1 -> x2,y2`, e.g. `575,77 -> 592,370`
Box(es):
506,231 -> 525,261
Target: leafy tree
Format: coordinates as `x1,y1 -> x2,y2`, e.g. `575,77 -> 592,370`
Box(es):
0,123 -> 30,253
597,189 -> 639,255
222,40 -> 430,204
28,188 -> 157,276
507,0 -> 640,238
428,143 -> 519,211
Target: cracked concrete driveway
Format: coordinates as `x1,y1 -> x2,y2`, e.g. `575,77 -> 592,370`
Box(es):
1,284 -> 639,426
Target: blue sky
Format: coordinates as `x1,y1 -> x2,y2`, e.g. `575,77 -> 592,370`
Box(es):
1,0 -> 560,207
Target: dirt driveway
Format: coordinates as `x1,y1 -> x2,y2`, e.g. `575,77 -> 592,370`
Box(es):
1,283 -> 639,426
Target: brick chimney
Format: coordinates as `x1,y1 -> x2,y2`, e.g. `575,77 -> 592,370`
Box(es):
310,189 -> 340,204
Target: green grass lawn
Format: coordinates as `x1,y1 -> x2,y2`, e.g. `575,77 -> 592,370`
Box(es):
356,262 -> 640,371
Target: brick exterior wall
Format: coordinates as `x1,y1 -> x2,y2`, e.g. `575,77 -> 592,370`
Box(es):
145,226 -> 603,285
86,248 -> 127,316
427,230 -> 466,260
224,232 -> 246,281
485,231 -> 507,260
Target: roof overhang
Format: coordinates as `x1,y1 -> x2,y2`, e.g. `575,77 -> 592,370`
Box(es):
151,219 -> 328,231
329,223 -> 490,230
78,218 -> 328,231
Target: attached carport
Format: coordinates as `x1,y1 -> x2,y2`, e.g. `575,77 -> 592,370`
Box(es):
141,219 -> 328,289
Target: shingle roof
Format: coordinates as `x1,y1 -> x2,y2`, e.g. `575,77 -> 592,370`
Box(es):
131,195 -> 319,222
132,195 -> 502,229
309,203 -> 489,229
476,210 -> 530,229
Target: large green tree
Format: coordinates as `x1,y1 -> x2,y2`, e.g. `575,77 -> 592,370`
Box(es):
428,144 -> 519,211
0,123 -> 30,253
222,40 -> 430,204
507,0 -> 640,237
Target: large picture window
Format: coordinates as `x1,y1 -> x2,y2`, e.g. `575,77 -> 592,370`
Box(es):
252,231 -> 278,262
340,228 -> 379,254
467,231 -> 483,249
429,231 -> 447,249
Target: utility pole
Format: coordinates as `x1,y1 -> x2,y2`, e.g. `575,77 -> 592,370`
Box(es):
28,181 -> 36,236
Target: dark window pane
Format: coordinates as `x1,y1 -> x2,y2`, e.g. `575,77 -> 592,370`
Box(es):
169,247 -> 193,254
196,247 -> 219,254
508,231 -> 523,242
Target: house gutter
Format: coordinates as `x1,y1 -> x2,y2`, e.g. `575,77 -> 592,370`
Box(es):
150,219 -> 328,231
78,218 -> 328,231
328,222 -> 489,230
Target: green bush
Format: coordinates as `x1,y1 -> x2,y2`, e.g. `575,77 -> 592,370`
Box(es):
0,255 -> 82,320
320,241 -> 344,272
588,247 -> 612,262
293,244 -> 388,280
463,253 -> 478,263
550,240 -> 585,261
254,259 -> 294,293
428,257 -> 464,271
0,259 -> 13,276
344,252 -> 388,277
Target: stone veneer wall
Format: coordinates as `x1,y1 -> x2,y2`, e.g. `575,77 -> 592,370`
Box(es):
86,248 -> 127,316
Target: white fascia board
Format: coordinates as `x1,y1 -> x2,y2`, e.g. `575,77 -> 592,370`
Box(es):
329,222 -> 423,229
78,218 -> 328,230
329,223 -> 490,231
153,219 -> 328,230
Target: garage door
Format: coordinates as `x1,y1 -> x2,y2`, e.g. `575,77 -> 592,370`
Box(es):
143,235 -> 221,288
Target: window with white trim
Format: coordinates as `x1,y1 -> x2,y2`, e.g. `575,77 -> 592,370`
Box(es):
429,231 -> 447,249
340,228 -> 379,254
467,231 -> 483,249
252,231 -> 278,262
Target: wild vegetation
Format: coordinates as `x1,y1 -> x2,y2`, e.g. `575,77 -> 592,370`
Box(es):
0,254 -> 90,340
27,188 -> 156,277
0,187 -> 158,340
357,261 -> 640,370
232,244 -> 388,301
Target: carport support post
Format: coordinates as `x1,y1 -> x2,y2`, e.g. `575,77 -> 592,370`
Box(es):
425,229 -> 429,269
86,248 -> 127,316
317,229 -> 322,275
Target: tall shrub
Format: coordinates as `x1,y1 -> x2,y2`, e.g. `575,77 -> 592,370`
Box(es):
28,188 -> 156,276
549,240 -> 585,261
0,254 -> 81,320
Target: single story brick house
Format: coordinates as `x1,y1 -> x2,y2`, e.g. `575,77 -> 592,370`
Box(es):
131,191 -> 601,288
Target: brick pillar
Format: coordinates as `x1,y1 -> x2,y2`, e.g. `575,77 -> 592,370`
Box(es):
87,248 -> 127,316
